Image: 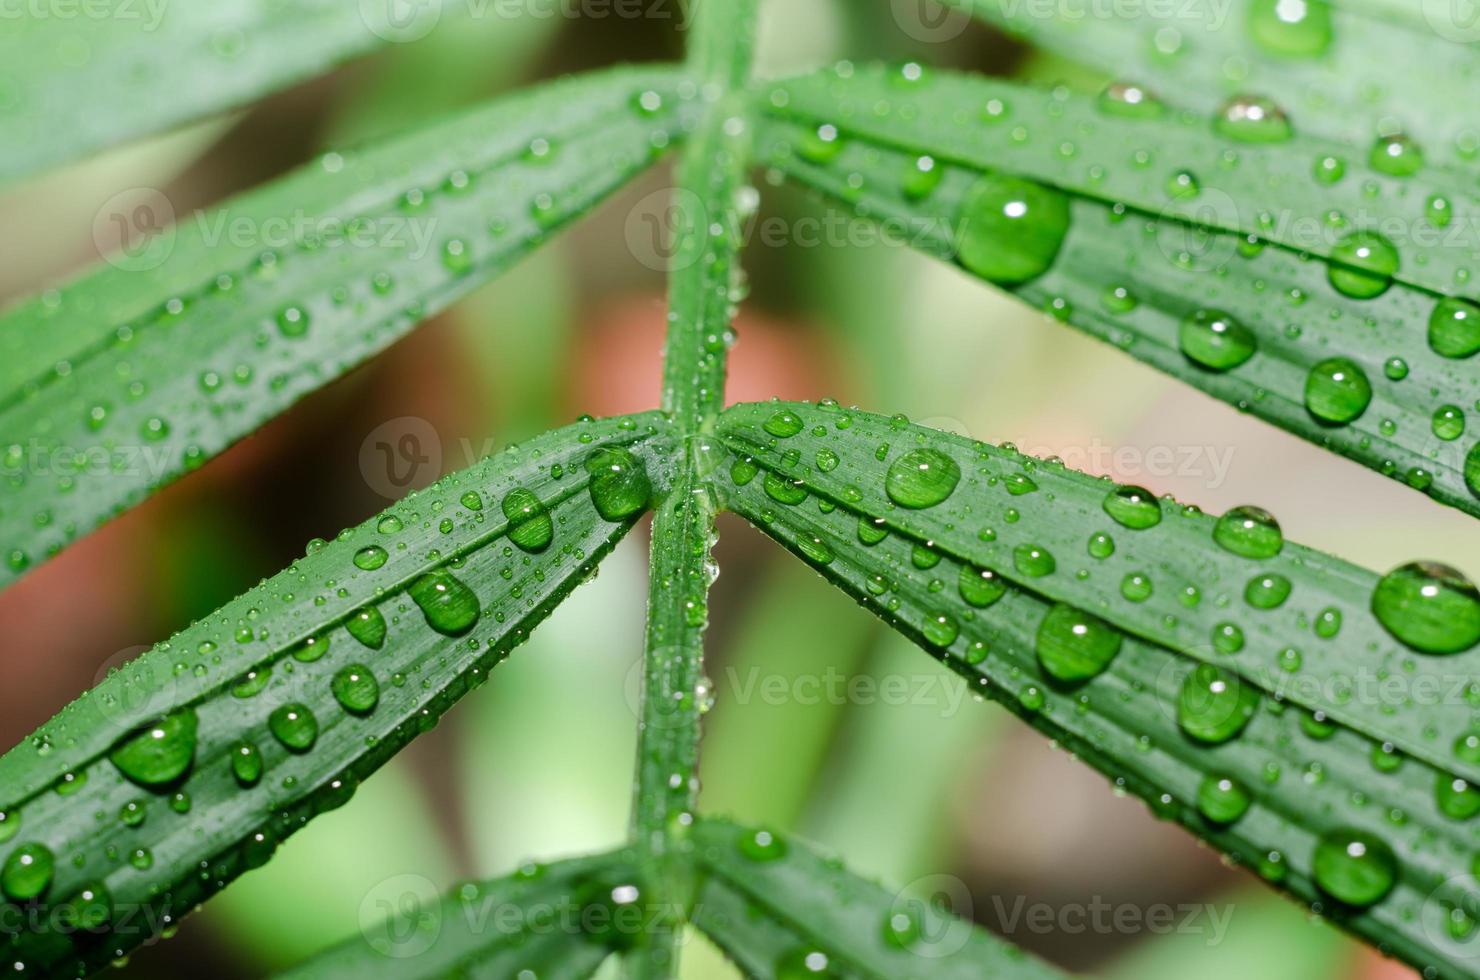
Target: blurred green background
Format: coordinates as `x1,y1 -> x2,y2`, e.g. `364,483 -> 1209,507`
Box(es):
0,2 -> 1468,977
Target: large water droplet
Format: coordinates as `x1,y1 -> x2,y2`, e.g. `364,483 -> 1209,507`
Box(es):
1215,96 -> 1292,142
1103,485 -> 1163,529
231,741 -> 263,787
1312,828 -> 1397,907
1304,357 -> 1372,424
354,545 -> 388,571
738,828 -> 787,862
885,449 -> 960,509
1245,573 -> 1292,609
269,703 -> 319,752
1213,505 -> 1283,558
332,664 -> 381,715
1197,774 -> 1252,824
959,565 -> 1007,607
1369,134 -> 1423,177
347,606 -> 387,649
585,447 -> 652,521
1437,775 -> 1480,820
1,843 -> 54,901
109,709 -> 198,787
1178,663 -> 1259,743
956,173 -> 1071,286
501,488 -> 554,553
1248,0 -> 1332,57
763,410 -> 804,438
410,569 -> 481,636
1036,603 -> 1122,682
1429,297 -> 1480,359
1328,231 -> 1398,299
1371,561 -> 1480,654
1178,309 -> 1256,371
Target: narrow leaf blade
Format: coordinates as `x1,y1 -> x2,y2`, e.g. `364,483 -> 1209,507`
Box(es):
756,65 -> 1480,519
717,399 -> 1480,977
0,67 -> 696,585
691,817 -> 1061,978
0,412 -> 675,975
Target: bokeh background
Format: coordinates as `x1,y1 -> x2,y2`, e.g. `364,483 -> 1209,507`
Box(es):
2,1 -> 1475,976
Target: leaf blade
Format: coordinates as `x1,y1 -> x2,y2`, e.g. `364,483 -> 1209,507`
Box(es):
0,66 -> 696,584
717,399 -> 1480,977
691,817 -> 1062,979
755,65 -> 1480,519
0,411 -> 675,975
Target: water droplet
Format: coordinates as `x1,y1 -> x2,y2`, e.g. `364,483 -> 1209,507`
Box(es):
738,828 -> 787,862
1304,357 -> 1372,424
1103,484 -> 1163,529
109,709 -> 198,787
332,664 -> 380,715
1098,81 -> 1163,118
1178,309 -> 1256,371
1438,775 -> 1480,820
1013,544 -> 1055,577
1245,573 -> 1292,609
922,612 -> 959,648
2,843 -> 54,901
797,123 -> 842,164
1370,134 -> 1423,177
1215,96 -> 1291,142
1429,297 -> 1480,359
1248,0 -> 1332,57
1213,505 -> 1283,558
1312,828 -> 1398,907
815,448 -> 839,472
1037,604 -> 1121,682
268,703 -> 319,752
1121,573 -> 1153,602
956,173 -> 1071,285
291,633 -> 330,663
764,471 -> 807,505
1371,561 -> 1480,654
1197,775 -> 1252,824
1178,663 -> 1259,743
1329,231 -> 1399,299
276,306 -> 309,338
119,800 -> 146,827
1313,154 -> 1345,184
410,569 -> 481,636
501,488 -> 554,553
884,449 -> 960,509
585,447 -> 652,521
442,238 -> 473,275
959,565 -> 1007,607
902,156 -> 942,200
347,606 -> 387,649
764,410 -> 804,437
231,741 -> 263,786
775,947 -> 838,979
1212,621 -> 1246,653
354,545 -> 388,571
379,515 -> 404,535
1434,405 -> 1467,441
58,881 -> 112,931
1088,532 -> 1116,559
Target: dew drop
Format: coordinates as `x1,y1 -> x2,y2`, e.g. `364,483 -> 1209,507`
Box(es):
1177,663 -> 1259,743
1178,309 -> 1256,371
1304,357 -> 1372,424
1197,775 -> 1252,824
1245,573 -> 1292,609
1103,484 -> 1163,529
1248,0 -> 1332,57
231,741 -> 263,787
1371,561 -> 1480,654
109,709 -> 198,787
1,843 -> 54,901
1328,231 -> 1398,299
1215,95 -> 1292,142
1036,603 -> 1122,682
959,565 -> 1007,607
501,488 -> 554,553
884,449 -> 960,509
1312,828 -> 1398,907
410,569 -> 481,636
332,664 -> 381,715
1213,505 -> 1283,558
956,173 -> 1071,286
268,703 -> 319,752
1369,134 -> 1423,177
1429,297 -> 1480,359
347,606 -> 387,650
585,447 -> 653,521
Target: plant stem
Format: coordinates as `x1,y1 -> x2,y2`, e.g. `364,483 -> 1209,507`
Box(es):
629,0 -> 756,975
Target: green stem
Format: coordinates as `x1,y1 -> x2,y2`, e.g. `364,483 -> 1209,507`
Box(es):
629,0 -> 756,975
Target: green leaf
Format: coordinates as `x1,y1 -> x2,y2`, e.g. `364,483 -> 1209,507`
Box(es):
717,399 -> 1480,977
0,412 -> 675,976
941,0 -> 1480,152
0,1 -> 447,182
690,817 -> 1061,978
277,851 -> 643,979
756,64 -> 1480,519
0,66 -> 695,585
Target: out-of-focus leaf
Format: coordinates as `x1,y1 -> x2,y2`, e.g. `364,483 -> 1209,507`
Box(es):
691,817 -> 1062,978
942,0 -> 1480,152
0,67 -> 695,585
